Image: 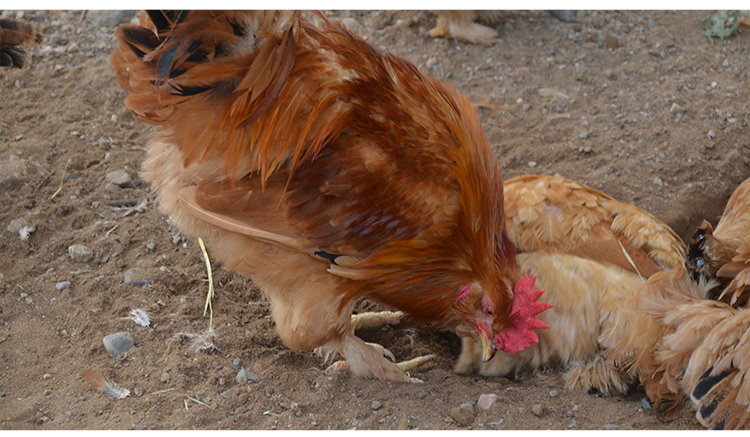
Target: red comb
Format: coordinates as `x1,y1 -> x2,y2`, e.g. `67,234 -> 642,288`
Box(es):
493,275 -> 552,355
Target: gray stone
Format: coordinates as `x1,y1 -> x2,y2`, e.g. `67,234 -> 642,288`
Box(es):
235,368 -> 259,383
371,401 -> 382,410
55,281 -> 71,291
86,11 -> 137,28
105,171 -> 133,188
68,244 -> 93,263
103,332 -> 134,357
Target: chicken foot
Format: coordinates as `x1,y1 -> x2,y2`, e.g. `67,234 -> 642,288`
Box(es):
319,310 -> 435,382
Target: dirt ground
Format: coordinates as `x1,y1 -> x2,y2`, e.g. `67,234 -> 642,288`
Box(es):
1,10 -> 747,430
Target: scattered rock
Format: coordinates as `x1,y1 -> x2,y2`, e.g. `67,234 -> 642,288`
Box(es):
549,389 -> 559,397
146,242 -> 156,252
233,358 -> 242,366
160,372 -> 170,383
648,18 -> 656,27
219,377 -> 226,386
55,281 -> 71,291
669,103 -> 685,120
133,387 -> 143,397
245,331 -> 254,340
653,177 -> 664,188
604,34 -> 621,49
102,332 -> 134,358
579,131 -> 589,139
86,10 -> 137,28
721,60 -> 729,68
68,244 -> 93,263
528,161 -> 537,168
235,367 -> 259,384
50,34 -> 68,46
477,393 -> 498,410
708,130 -> 716,139
450,403 -> 475,427
371,401 -> 383,411
532,403 -> 544,417
124,268 -> 165,286
106,171 -> 133,188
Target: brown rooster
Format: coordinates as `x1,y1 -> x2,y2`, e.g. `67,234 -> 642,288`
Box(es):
0,17 -> 42,69
454,175 -> 687,396
112,11 -> 550,382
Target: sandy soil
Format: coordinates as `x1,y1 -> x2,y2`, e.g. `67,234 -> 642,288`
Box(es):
1,10 -> 747,430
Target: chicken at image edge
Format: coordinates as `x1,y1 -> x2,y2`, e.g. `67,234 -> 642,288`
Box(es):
111,10 -> 551,383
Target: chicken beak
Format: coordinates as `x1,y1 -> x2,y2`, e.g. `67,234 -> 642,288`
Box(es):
480,329 -> 496,362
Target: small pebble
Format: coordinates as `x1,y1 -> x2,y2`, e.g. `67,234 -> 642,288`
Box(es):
55,281 -> 71,291
235,367 -> 259,384
233,358 -> 241,366
568,419 -> 578,429
371,401 -> 382,411
160,372 -> 170,383
68,244 -> 93,263
219,377 -> 226,386
579,131 -> 589,139
549,390 -> 559,397
654,177 -> 664,188
567,410 -> 575,418
531,403 -> 544,417
102,332 -> 134,358
477,393 -> 498,410
528,161 -> 537,168
648,18 -> 655,27
708,130 -> 716,139
721,60 -> 729,68
105,171 -> 133,188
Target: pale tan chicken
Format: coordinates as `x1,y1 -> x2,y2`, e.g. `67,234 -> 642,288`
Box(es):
454,175 -> 688,396
427,11 -> 502,46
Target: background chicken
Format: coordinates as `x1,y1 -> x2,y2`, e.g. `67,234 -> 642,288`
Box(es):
0,17 -> 42,69
427,10 -> 578,45
645,177 -> 750,430
112,10 -> 550,383
454,175 -> 688,397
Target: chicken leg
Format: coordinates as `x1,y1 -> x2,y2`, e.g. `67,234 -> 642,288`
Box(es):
321,310 -> 435,383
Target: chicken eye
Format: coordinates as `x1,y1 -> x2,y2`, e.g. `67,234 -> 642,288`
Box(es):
486,308 -> 493,316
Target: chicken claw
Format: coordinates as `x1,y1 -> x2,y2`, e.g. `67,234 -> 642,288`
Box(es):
350,311 -> 404,332
325,353 -> 436,383
396,354 -> 437,372
365,341 -> 396,362
427,19 -> 452,39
